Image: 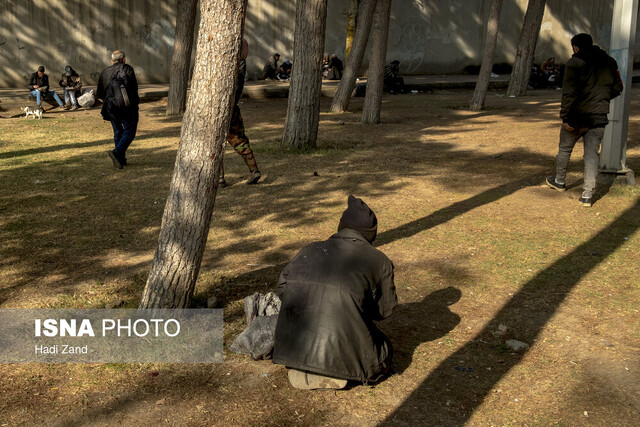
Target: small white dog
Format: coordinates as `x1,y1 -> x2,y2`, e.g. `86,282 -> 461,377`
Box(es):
22,106 -> 43,119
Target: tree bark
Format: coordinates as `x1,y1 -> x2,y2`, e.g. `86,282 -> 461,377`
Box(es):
281,0 -> 328,149
166,0 -> 198,116
329,0 -> 377,113
361,0 -> 391,124
506,0 -> 547,97
470,0 -> 504,111
140,0 -> 247,309
345,0 -> 359,59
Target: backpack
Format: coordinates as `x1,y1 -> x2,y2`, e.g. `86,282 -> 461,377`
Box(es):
106,64 -> 133,110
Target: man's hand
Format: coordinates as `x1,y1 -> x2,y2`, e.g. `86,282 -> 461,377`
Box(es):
33,85 -> 39,89
563,122 -> 575,132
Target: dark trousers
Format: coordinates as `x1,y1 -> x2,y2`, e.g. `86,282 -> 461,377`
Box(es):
110,113 -> 139,164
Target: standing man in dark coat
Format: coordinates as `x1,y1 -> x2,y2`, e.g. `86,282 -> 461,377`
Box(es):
546,33 -> 623,207
96,50 -> 140,169
273,195 -> 397,389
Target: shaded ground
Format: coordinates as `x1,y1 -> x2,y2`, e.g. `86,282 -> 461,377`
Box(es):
1,88 -> 639,426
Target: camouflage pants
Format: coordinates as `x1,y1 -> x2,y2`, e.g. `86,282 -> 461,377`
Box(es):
220,105 -> 258,179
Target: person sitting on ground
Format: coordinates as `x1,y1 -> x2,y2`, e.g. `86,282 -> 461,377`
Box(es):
327,53 -> 343,80
322,54 -> 330,79
59,65 -> 82,110
273,195 -> 397,390
384,60 -> 406,94
540,57 -> 561,88
276,59 -> 292,81
262,53 -> 280,80
27,66 -> 64,110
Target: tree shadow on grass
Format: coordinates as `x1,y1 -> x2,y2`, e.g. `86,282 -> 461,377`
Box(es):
382,286 -> 462,375
382,198 -> 640,425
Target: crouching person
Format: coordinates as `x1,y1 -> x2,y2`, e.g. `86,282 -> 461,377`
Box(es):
273,195 -> 397,390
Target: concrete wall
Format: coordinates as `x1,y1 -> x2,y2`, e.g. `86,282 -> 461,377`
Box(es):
0,0 -> 638,87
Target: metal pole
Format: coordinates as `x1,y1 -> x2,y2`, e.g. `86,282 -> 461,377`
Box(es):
600,0 -> 638,181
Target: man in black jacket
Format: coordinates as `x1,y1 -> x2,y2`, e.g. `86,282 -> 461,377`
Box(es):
273,196 -> 397,389
96,50 -> 140,169
27,66 -> 64,109
546,34 -> 623,207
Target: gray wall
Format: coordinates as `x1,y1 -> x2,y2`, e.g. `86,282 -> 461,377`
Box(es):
0,0 -> 637,87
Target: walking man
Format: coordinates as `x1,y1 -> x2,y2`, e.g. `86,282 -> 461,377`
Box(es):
546,33 -> 623,207
96,50 -> 140,169
219,37 -> 261,186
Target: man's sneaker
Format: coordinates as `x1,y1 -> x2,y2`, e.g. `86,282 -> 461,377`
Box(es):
218,177 -> 227,188
63,103 -> 70,110
579,196 -> 592,207
287,369 -> 347,390
107,151 -> 123,169
246,170 -> 261,185
546,176 -> 566,191
70,104 -> 78,110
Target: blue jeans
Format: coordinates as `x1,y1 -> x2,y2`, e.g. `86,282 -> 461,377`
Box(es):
110,114 -> 139,164
554,126 -> 605,198
63,88 -> 79,106
30,90 -> 63,107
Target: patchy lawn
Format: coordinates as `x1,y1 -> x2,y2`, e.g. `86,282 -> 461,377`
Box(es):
1,88 -> 639,425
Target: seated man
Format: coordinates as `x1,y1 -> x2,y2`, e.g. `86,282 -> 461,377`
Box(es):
327,53 -> 343,80
262,53 -> 280,80
322,54 -> 330,79
27,66 -> 64,109
384,60 -> 405,94
59,65 -> 83,110
273,195 -> 397,389
276,59 -> 292,81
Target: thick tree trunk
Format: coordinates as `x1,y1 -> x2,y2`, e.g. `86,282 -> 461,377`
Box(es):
361,0 -> 391,124
140,0 -> 247,309
329,0 -> 377,113
470,0 -> 504,111
281,0 -> 328,149
345,0 -> 359,59
506,0 -> 547,97
166,0 -> 198,116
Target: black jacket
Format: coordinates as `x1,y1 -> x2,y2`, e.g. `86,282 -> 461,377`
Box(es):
27,72 -> 49,92
560,45 -> 623,128
96,62 -> 139,120
273,228 -> 397,382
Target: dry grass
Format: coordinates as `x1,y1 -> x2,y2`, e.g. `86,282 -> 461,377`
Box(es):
1,89 -> 639,425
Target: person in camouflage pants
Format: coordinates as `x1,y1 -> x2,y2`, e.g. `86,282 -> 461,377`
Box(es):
219,38 -> 261,187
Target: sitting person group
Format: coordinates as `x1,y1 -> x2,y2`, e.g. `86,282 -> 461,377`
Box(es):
28,65 -> 84,110
262,53 -> 292,81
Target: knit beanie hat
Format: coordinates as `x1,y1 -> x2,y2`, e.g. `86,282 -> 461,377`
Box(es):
338,195 -> 378,243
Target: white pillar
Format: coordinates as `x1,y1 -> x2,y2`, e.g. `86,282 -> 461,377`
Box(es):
600,0 -> 638,173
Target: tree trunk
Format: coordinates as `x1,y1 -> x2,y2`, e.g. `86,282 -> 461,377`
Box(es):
470,0 -> 504,111
329,0 -> 377,113
361,0 -> 391,124
140,0 -> 247,309
506,0 -> 546,97
345,0 -> 359,59
281,0 -> 328,149
166,0 -> 198,116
